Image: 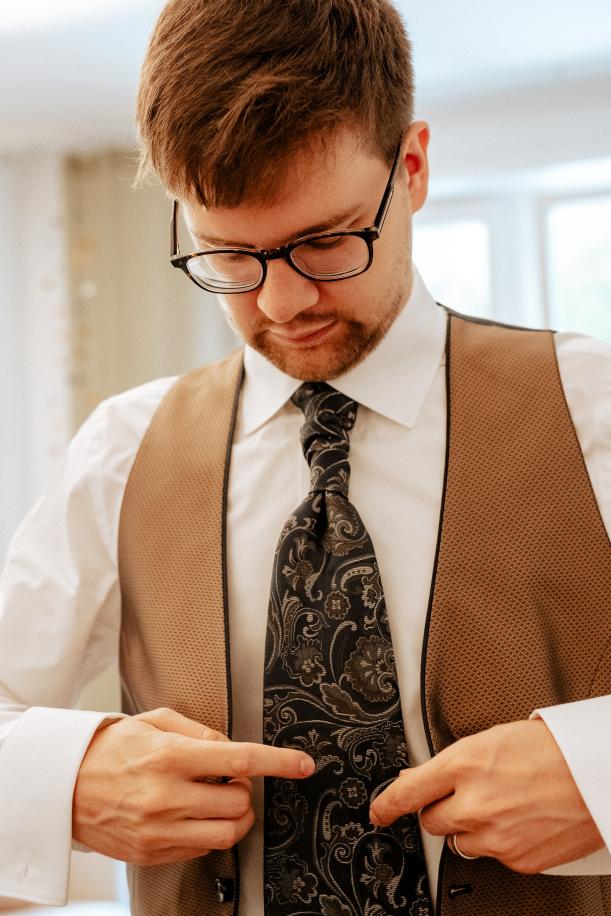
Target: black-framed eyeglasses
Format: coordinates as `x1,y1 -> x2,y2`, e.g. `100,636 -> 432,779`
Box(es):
170,141 -> 403,294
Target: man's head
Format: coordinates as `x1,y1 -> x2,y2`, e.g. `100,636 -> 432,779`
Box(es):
135,0 -> 430,379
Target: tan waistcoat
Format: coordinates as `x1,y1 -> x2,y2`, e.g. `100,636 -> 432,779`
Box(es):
118,311 -> 611,915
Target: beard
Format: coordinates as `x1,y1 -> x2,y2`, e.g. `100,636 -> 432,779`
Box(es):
251,311 -> 395,380
219,243 -> 412,380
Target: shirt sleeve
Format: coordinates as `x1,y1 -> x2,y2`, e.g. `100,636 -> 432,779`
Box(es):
531,698 -> 611,874
0,377 -> 175,906
532,333 -> 611,875
0,709 -> 123,906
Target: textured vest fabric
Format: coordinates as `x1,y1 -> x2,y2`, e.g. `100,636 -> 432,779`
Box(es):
118,350 -> 243,915
118,312 -> 611,916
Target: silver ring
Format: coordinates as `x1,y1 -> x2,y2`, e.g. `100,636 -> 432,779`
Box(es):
449,833 -> 480,860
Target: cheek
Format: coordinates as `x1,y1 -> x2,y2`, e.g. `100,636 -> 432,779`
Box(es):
330,271 -> 385,322
219,293 -> 260,331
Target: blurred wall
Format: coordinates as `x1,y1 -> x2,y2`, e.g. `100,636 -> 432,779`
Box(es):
423,72 -> 611,181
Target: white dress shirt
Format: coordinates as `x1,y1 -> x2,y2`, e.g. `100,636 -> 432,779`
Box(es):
0,266 -> 610,911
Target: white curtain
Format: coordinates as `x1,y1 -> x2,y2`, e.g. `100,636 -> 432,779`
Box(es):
0,153 -> 73,563
0,150 -> 237,564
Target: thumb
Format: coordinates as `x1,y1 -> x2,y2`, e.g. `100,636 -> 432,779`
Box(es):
135,706 -> 230,742
370,756 -> 455,826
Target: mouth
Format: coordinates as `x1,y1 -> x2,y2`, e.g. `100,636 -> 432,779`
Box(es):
269,320 -> 338,347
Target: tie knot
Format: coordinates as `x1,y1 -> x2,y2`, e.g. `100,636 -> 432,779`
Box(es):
291,382 -> 358,496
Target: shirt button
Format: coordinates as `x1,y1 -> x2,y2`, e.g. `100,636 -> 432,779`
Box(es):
215,877 -> 235,903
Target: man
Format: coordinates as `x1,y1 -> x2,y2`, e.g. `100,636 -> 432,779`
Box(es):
0,0 -> 609,914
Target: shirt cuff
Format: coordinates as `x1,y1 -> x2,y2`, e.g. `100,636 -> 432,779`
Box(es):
0,707 -> 124,906
530,696 -> 611,874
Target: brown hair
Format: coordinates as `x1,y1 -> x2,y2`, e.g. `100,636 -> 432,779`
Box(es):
134,0 -> 415,207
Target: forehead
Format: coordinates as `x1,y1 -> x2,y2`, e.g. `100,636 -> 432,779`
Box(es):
181,132 -> 389,250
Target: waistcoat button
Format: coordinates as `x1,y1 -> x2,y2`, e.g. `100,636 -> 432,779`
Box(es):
449,883 -> 474,898
215,877 -> 235,903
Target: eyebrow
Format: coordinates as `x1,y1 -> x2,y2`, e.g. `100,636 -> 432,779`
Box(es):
190,205 -> 364,249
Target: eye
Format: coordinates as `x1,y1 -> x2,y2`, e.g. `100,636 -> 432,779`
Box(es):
303,236 -> 344,251
218,252 -> 252,263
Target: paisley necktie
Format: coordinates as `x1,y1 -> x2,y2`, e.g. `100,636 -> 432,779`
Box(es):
263,382 -> 431,915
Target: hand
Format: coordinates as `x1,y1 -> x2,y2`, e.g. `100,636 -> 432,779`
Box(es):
369,719 -> 605,874
73,707 -> 315,866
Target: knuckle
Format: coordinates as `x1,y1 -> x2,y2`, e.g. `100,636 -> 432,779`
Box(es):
215,822 -> 240,850
183,847 -> 211,860
447,744 -> 478,779
138,784 -> 168,817
515,859 -> 540,875
231,786 -> 252,818
499,851 -> 528,873
496,838 -> 539,875
134,848 -> 164,867
418,807 -> 436,833
130,829 -> 158,863
231,748 -> 251,776
486,828 -> 506,857
146,742 -> 177,775
393,785 -> 410,811
154,706 -> 174,719
140,821 -> 160,846
129,848 -> 151,866
228,821 -> 242,846
136,706 -> 172,724
374,801 -> 392,823
489,830 -> 520,865
454,792 -> 481,832
234,808 -> 255,842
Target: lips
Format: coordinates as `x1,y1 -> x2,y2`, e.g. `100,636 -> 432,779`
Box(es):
271,321 -> 336,342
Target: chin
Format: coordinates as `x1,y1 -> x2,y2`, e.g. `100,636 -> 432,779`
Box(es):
259,339 -> 370,381
249,308 -> 400,380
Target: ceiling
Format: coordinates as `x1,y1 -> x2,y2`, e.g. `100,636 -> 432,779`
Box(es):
1,0 -> 610,153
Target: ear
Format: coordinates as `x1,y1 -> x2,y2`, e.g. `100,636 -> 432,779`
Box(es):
401,120 -> 430,214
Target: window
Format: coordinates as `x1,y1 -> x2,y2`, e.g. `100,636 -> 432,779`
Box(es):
544,194 -> 611,341
413,218 -> 493,319
417,161 -> 611,342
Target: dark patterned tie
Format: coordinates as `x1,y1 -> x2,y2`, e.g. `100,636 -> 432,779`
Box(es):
263,382 -> 431,916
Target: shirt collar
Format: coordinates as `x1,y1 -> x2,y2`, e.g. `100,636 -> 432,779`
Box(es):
239,264 -> 447,436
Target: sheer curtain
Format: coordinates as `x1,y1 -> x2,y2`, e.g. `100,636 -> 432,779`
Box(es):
0,150 -> 237,564
0,153 -> 73,564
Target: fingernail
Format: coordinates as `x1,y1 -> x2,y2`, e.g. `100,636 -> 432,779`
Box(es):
300,755 -> 316,776
369,808 -> 382,826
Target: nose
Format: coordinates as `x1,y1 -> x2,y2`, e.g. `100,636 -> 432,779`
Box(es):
256,258 -> 320,323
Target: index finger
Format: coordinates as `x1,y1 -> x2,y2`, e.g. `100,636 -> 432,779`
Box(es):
175,737 -> 316,780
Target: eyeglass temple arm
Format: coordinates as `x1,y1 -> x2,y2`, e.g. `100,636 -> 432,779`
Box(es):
374,141 -> 404,232
171,199 -> 179,256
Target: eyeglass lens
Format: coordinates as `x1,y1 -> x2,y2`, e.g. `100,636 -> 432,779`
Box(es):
186,233 -> 370,292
